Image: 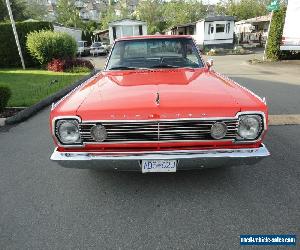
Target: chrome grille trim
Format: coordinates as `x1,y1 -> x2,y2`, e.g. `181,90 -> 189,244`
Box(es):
79,119 -> 239,143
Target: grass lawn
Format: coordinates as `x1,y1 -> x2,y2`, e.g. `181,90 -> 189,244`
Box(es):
0,69 -> 89,107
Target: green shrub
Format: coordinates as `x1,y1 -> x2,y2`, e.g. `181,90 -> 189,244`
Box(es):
26,30 -> 77,64
0,21 -> 53,68
266,6 -> 286,61
0,86 -> 12,112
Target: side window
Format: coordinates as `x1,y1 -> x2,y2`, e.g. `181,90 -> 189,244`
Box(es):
186,43 -> 199,65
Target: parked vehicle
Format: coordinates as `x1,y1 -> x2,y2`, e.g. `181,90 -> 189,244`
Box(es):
77,40 -> 90,56
90,42 -> 108,56
102,42 -> 111,53
50,35 -> 269,173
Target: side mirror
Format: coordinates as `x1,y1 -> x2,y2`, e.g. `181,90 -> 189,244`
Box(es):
206,59 -> 214,70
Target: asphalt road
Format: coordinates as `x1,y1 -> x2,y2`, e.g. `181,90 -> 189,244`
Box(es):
0,54 -> 299,249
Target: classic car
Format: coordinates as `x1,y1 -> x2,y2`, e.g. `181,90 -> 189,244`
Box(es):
50,35 -> 270,173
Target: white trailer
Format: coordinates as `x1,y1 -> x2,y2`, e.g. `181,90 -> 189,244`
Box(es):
280,0 -> 300,50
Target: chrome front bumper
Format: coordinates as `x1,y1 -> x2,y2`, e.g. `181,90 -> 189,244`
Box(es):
50,144 -> 270,171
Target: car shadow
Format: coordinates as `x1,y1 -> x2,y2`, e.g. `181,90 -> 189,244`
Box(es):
85,165 -> 237,195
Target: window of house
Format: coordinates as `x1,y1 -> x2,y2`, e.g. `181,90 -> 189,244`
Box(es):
208,24 -> 214,34
112,27 -> 117,40
226,23 -> 231,33
189,26 -> 194,35
139,25 -> 143,35
216,24 -> 225,33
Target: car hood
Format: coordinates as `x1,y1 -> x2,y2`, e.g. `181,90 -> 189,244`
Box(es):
75,68 -> 262,120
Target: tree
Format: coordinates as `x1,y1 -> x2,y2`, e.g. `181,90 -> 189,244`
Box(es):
216,0 -> 270,21
56,0 -> 83,28
0,0 -> 28,21
163,0 -> 206,28
100,5 -> 118,29
24,0 -> 48,20
135,0 -> 167,34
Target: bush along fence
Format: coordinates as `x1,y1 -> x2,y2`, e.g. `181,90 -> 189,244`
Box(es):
0,21 -> 53,68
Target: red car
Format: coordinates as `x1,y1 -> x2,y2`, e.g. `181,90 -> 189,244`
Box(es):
50,35 -> 269,173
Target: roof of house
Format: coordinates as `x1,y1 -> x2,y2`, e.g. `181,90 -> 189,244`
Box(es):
109,18 -> 146,25
236,14 -> 271,24
203,15 -> 235,22
169,15 -> 235,30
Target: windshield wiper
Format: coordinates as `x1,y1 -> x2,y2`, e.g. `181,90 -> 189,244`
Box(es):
150,64 -> 180,69
109,66 -> 138,70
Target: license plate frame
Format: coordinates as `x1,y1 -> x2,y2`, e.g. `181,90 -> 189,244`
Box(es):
141,160 -> 177,173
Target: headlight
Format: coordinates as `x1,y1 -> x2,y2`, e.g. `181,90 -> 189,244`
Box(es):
211,122 -> 227,139
238,115 -> 262,140
91,125 -> 107,142
57,120 -> 81,144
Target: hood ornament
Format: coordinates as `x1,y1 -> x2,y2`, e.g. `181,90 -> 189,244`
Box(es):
155,92 -> 160,106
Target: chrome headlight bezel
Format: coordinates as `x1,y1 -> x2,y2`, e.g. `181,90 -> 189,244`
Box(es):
237,114 -> 263,141
55,119 -> 82,145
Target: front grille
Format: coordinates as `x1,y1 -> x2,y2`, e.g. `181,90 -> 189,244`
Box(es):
79,119 -> 238,143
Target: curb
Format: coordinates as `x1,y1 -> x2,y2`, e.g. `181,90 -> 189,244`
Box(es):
5,69 -> 99,126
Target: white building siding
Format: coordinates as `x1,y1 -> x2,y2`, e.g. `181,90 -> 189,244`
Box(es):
203,20 -> 234,45
109,19 -> 147,44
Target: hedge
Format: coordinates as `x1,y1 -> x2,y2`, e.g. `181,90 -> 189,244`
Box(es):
0,21 -> 53,67
266,6 -> 300,60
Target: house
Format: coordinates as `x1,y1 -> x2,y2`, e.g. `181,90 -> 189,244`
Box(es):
235,14 -> 271,48
93,29 -> 109,43
108,19 -> 147,44
167,16 -> 235,49
44,0 -> 108,22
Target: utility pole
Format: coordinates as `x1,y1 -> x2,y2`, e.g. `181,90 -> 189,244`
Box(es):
5,0 -> 26,69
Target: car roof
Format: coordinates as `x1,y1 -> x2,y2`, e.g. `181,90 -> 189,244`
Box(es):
116,35 -> 193,42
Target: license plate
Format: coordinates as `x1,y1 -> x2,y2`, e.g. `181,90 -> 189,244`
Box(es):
141,160 -> 177,173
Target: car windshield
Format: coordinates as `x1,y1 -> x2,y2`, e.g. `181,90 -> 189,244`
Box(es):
106,38 -> 203,70
77,41 -> 86,47
91,42 -> 101,47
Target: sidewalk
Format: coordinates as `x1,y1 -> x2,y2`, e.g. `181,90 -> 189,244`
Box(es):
203,52 -> 300,86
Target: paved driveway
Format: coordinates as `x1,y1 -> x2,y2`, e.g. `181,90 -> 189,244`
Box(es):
0,53 -> 299,249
